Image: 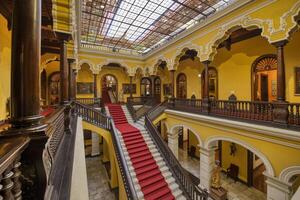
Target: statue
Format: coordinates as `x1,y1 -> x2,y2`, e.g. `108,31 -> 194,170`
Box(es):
211,160 -> 221,189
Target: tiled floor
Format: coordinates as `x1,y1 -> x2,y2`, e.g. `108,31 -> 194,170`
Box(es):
86,156 -> 116,200
178,149 -> 267,200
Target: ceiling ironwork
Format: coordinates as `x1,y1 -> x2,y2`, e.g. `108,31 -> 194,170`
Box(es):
81,0 -> 234,55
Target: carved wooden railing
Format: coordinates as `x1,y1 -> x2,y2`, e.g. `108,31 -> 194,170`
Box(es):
148,100 -> 168,120
126,96 -> 155,105
210,100 -> 274,122
43,103 -> 78,200
288,103 -> 300,126
168,98 -> 300,128
76,98 -> 102,107
145,114 -> 208,200
73,102 -> 138,200
127,97 -> 158,121
0,137 -> 30,200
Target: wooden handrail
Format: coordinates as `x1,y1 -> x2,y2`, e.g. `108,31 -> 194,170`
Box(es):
0,136 -> 30,200
144,114 -> 209,200
126,97 -> 158,122
75,98 -> 102,107
73,101 -> 138,199
168,98 -> 300,129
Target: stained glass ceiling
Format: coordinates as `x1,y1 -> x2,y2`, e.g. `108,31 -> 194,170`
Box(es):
81,0 -> 234,55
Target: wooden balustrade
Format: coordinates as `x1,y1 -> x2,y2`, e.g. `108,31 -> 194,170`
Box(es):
168,98 -> 300,129
288,103 -> 300,126
75,98 -> 102,107
126,97 -> 158,121
144,114 -> 208,200
126,96 -> 155,105
0,137 -> 29,200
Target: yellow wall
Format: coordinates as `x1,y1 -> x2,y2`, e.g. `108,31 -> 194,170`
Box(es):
222,141 -> 248,182
165,113 -> 300,177
0,14 -> 11,121
175,59 -> 203,99
76,63 -> 94,98
82,122 -> 119,188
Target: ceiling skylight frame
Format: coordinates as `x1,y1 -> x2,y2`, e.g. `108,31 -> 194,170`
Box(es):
80,0 -> 235,55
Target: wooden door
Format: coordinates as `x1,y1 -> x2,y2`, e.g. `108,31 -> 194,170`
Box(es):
261,74 -> 268,101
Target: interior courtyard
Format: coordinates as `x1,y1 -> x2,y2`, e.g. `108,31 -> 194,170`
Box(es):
1,0 -> 300,200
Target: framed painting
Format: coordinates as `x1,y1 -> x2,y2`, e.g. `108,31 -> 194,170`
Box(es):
77,82 -> 94,94
122,84 -> 136,94
163,84 -> 171,96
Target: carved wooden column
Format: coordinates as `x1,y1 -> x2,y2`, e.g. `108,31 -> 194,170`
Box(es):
57,33 -> 71,105
93,74 -> 97,98
129,76 -> 133,98
272,40 -> 289,124
10,0 -> 43,128
170,70 -> 175,98
68,58 -> 76,101
73,69 -> 78,99
202,61 -> 211,113
150,75 -> 156,97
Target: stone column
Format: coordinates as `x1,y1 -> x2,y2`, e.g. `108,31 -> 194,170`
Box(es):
68,58 -> 75,101
199,147 -> 215,190
91,132 -> 100,156
168,132 -> 178,158
202,61 -> 211,113
272,40 -> 289,124
170,70 -> 175,98
10,0 -> 43,128
129,76 -> 133,98
93,74 -> 97,98
265,173 -> 293,200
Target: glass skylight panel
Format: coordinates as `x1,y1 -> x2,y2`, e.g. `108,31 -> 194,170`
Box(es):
81,0 -> 235,55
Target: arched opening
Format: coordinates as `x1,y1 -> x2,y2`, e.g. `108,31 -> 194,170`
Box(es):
154,77 -> 161,102
41,69 -> 47,105
251,54 -> 277,102
48,71 -> 60,105
170,125 -> 201,184
101,74 -> 118,103
176,73 -> 187,98
201,67 -> 218,100
206,138 -> 273,200
140,77 -> 152,96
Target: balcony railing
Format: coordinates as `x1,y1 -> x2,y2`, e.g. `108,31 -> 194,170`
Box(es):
0,137 -> 29,200
126,97 -> 158,121
75,98 -> 102,107
168,98 -> 300,129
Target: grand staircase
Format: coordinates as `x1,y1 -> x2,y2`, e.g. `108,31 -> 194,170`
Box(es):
74,100 -> 208,200
106,104 -> 185,200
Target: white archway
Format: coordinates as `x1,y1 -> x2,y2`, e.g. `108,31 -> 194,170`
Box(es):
205,135 -> 275,177
279,166 -> 300,183
78,59 -> 98,74
169,124 -> 204,147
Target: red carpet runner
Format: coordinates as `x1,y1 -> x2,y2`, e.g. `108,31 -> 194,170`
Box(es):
102,88 -> 111,104
107,104 -> 175,200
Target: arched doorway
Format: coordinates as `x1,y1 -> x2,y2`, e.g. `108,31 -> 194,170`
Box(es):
176,73 -> 187,98
140,77 -> 152,96
154,77 -> 161,102
101,74 -> 118,103
201,67 -> 218,100
206,137 -> 274,199
252,54 -> 277,102
48,71 -> 60,105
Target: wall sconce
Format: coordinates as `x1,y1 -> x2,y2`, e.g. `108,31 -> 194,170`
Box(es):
230,143 -> 237,156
